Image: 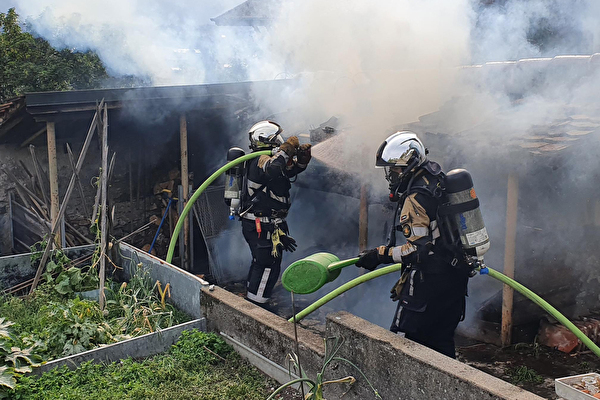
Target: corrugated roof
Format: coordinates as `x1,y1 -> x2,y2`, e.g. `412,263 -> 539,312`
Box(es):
211,0 -> 279,26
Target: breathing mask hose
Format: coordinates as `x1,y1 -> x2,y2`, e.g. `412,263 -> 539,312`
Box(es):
166,149 -> 273,264
288,263 -> 402,323
480,266 -> 600,358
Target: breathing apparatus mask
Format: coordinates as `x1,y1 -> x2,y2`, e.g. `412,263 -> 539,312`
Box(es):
375,131 -> 428,202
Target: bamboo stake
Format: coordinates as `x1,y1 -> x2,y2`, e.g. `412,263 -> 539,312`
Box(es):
99,104 -> 109,309
501,172 -> 519,347
29,101 -> 102,295
66,143 -> 90,218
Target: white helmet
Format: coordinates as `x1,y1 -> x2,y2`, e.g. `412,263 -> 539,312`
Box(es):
248,120 -> 284,151
375,131 -> 428,186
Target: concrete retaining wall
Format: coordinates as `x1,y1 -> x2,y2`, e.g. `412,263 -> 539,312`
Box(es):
201,285 -> 545,400
116,242 -> 204,319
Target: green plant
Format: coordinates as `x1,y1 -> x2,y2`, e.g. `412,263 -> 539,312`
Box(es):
9,330 -> 272,400
0,318 -> 43,394
507,365 -> 544,385
267,336 -> 381,400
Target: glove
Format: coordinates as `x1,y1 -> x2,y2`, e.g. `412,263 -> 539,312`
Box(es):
390,269 -> 409,301
280,234 -> 297,252
356,245 -> 394,271
279,136 -> 299,157
297,143 -> 312,165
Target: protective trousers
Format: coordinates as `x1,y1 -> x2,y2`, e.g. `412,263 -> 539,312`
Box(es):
242,218 -> 288,304
390,267 -> 469,358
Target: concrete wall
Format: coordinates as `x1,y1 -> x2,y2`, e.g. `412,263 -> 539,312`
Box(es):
116,242 -> 205,319
201,285 -> 545,400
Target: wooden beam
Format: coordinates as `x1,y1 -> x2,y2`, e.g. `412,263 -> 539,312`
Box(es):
29,145 -> 50,212
29,101 -> 101,295
501,172 -> 519,347
359,183 -> 369,251
99,104 -> 109,309
20,126 -> 47,148
46,121 -> 60,245
66,143 -> 90,218
180,113 -> 189,270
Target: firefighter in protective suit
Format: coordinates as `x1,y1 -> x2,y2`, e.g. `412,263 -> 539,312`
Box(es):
242,121 -> 311,306
356,131 -> 470,358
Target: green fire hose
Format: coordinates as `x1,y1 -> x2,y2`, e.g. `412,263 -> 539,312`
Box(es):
288,263 -> 402,322
166,149 -> 272,264
480,266 -> 600,357
285,253 -> 600,358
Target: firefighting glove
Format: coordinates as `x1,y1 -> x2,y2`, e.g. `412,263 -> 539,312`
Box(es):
356,245 -> 394,271
279,136 -> 299,157
297,143 -> 312,165
280,233 -> 297,252
271,228 -> 297,257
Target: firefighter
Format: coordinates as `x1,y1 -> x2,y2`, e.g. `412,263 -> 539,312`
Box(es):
356,131 -> 471,358
241,121 -> 311,307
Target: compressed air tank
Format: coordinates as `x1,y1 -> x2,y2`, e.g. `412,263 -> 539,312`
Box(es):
444,169 -> 490,259
224,147 -> 246,218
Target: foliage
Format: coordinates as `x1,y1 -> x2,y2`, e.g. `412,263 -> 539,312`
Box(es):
267,336 -> 381,400
507,365 -> 544,385
0,318 -> 43,394
7,330 -> 273,400
0,8 -> 109,102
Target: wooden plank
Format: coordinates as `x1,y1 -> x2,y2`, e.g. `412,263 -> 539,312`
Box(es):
46,121 -> 60,246
29,100 -> 102,295
99,103 -> 109,309
180,113 -> 189,270
66,143 -> 90,218
29,145 -> 50,211
501,172 -> 519,347
20,126 -> 47,148
359,183 -> 368,251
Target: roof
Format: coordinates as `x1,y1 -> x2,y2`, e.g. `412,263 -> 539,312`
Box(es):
211,0 -> 278,26
0,79 -> 295,144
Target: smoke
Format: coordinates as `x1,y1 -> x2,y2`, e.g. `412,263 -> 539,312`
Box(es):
9,0 -> 600,331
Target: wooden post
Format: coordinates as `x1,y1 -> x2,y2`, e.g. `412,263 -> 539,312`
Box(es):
99,104 -> 109,309
180,114 -> 189,270
501,172 -> 519,347
359,183 -> 369,251
46,121 -> 60,246
29,102 -> 101,294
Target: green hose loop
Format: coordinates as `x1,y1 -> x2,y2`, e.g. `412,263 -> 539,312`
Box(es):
288,263 -> 402,323
166,150 -> 272,264
483,266 -> 600,358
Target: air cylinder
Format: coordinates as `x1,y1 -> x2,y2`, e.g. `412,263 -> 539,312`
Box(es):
444,169 -> 490,259
224,147 -> 246,217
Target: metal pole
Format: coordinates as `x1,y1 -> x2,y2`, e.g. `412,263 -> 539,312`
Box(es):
46,121 -> 60,246
501,172 -> 519,347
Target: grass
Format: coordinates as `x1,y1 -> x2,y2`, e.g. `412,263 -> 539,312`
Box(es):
507,365 -> 545,385
5,330 -> 277,400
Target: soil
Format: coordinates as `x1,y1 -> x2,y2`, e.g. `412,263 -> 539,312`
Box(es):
456,338 -> 600,399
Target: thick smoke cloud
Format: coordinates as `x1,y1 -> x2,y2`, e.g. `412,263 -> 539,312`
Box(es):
9,0 -> 600,329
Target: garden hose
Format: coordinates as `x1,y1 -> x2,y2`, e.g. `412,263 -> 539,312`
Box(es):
480,266 -> 600,358
285,253 -> 600,358
166,150 -> 272,264
288,263 -> 402,322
